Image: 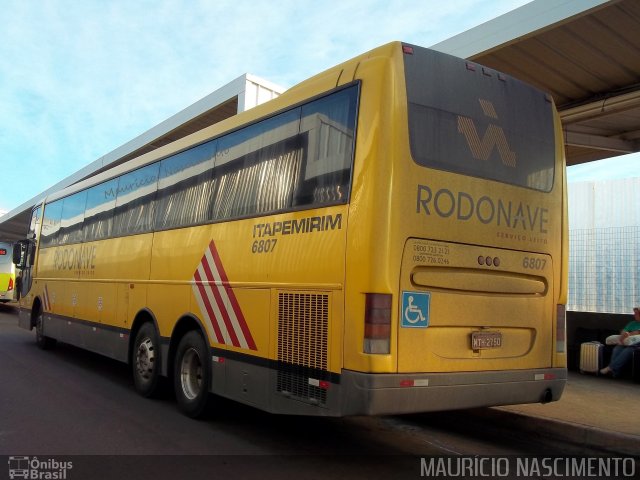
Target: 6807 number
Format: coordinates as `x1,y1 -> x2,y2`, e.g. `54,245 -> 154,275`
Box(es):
252,239 -> 277,254
523,257 -> 546,270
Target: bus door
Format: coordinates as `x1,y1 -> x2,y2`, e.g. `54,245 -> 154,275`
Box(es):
14,205 -> 42,301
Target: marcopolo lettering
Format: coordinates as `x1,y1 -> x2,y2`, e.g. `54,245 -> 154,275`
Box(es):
416,185 -> 548,234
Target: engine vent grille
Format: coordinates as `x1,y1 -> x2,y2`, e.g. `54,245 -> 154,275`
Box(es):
277,292 -> 329,405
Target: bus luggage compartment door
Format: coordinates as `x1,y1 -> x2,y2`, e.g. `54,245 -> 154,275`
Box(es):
398,238 -> 553,373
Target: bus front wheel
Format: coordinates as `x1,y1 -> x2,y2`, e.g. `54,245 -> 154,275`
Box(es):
173,330 -> 210,418
132,322 -> 162,397
35,312 -> 56,350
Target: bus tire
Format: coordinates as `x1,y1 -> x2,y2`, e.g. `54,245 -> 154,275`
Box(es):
132,322 -> 161,398
174,330 -> 210,418
35,311 -> 56,350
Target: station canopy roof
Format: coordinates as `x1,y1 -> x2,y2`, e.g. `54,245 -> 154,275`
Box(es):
431,0 -> 640,166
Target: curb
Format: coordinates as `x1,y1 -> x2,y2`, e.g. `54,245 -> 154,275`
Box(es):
474,407 -> 640,457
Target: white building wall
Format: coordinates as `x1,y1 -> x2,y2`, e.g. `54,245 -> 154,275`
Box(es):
568,177 -> 640,313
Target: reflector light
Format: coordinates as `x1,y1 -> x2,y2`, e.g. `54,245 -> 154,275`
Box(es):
556,304 -> 566,353
400,379 -> 414,387
402,45 -> 414,55
308,378 -> 330,390
544,373 -> 556,380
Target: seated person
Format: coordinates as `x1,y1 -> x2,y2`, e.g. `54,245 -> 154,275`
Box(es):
600,307 -> 640,377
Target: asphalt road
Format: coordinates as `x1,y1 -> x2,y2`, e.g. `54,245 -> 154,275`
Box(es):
0,303 -> 586,479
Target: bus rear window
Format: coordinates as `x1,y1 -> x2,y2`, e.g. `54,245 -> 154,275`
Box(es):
404,45 -> 555,192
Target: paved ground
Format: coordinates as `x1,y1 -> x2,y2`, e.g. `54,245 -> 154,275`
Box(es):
1,302 -> 638,479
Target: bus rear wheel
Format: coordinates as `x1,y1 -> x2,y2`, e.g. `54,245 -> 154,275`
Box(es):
174,330 -> 210,418
132,322 -> 161,397
35,311 -> 56,350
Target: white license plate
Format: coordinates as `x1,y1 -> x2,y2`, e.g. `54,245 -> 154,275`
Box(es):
471,331 -> 502,349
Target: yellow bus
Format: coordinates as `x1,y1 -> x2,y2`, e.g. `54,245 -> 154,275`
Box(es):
0,242 -> 16,302
14,42 -> 567,417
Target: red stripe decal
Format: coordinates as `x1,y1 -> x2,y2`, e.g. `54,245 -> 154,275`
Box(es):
193,269 -> 224,344
192,241 -> 257,350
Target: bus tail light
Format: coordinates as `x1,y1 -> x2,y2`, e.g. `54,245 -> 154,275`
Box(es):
364,294 -> 391,354
556,304 -> 566,353
7,277 -> 13,291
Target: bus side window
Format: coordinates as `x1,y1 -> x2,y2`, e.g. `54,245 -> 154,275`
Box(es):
40,200 -> 64,248
83,178 -> 117,242
112,163 -> 160,236
295,85 -> 358,207
211,108 -> 301,220
155,141 -> 216,230
59,191 -> 88,245
29,206 -> 42,239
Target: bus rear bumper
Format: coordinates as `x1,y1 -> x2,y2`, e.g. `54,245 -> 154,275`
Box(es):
340,368 -> 567,416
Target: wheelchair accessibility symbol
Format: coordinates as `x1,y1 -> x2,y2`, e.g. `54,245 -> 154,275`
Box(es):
401,291 -> 430,328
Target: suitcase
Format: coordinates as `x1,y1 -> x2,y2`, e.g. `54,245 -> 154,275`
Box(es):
632,348 -> 640,383
579,341 -> 604,375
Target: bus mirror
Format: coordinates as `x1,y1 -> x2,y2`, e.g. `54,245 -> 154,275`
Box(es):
12,242 -> 24,268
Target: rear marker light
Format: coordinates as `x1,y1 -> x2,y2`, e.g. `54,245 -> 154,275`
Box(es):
478,256 -> 500,267
482,67 -> 492,77
400,379 -> 429,387
498,73 -> 507,82
466,62 -> 476,72
402,45 -> 414,55
8,277 -> 13,291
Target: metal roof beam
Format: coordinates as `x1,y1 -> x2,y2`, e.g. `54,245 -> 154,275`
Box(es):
564,130 -> 636,153
559,89 -> 640,124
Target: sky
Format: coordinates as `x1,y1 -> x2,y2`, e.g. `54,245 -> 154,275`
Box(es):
0,0 -> 637,217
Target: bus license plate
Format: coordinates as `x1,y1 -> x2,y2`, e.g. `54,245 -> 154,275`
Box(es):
471,331 -> 502,349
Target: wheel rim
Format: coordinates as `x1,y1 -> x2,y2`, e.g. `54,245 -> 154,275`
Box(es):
135,337 -> 155,380
180,347 -> 203,400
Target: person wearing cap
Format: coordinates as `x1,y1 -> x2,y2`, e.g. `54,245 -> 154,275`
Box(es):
600,307 -> 640,377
